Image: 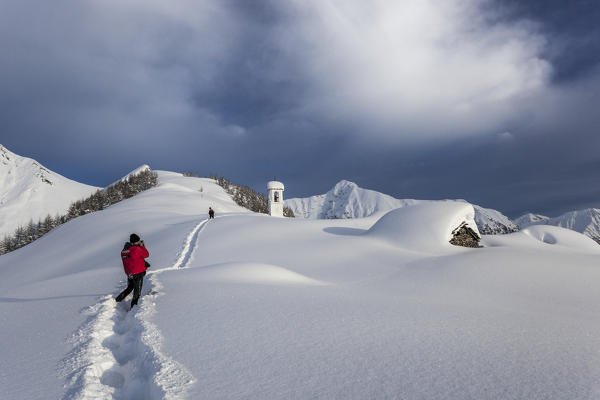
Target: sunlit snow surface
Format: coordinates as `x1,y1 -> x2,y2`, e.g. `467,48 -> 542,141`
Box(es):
0,145 -> 99,237
1,172 -> 600,399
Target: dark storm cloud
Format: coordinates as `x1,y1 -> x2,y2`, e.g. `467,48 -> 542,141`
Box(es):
0,0 -> 598,217
496,0 -> 600,83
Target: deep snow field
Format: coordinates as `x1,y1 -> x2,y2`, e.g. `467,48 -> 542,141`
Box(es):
1,172 -> 600,400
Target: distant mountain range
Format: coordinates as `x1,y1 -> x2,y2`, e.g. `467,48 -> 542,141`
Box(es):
0,144 -> 99,237
286,180 -> 600,243
286,180 -> 519,235
515,209 -> 600,244
2,144 -> 598,244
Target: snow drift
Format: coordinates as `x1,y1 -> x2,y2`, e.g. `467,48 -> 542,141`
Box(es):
522,225 -> 600,251
188,262 -> 327,286
367,201 -> 479,251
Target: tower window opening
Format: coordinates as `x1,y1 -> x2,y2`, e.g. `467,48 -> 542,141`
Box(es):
274,192 -> 279,202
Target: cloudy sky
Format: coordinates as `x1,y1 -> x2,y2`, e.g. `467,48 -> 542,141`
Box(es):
1,0 -> 599,218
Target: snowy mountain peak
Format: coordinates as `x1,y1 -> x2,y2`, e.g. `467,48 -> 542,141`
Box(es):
1,145 -> 56,188
287,180 -> 418,220
514,213 -> 550,228
0,145 -> 99,237
332,179 -> 358,191
1,144 -> 55,185
329,180 -> 363,201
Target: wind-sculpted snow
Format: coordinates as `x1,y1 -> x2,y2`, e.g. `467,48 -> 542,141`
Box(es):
286,179 -> 518,234
521,225 -> 600,251
153,200 -> 600,399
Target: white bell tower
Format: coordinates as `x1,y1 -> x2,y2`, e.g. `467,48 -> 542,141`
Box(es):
267,180 -> 285,217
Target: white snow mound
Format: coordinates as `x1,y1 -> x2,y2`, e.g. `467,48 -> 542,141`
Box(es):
194,262 -> 327,286
367,201 -> 479,250
521,225 -> 600,251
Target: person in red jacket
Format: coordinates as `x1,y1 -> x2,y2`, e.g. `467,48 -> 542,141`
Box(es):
115,233 -> 150,309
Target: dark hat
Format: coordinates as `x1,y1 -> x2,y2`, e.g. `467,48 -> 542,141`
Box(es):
130,233 -> 140,243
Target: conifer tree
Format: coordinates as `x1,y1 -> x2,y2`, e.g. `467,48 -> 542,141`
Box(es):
14,226 -> 27,249
26,219 -> 37,242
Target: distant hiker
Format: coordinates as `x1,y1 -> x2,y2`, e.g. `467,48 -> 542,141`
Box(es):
209,207 -> 215,219
115,233 -> 150,309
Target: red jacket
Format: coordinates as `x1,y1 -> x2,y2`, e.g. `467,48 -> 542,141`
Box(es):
121,243 -> 149,276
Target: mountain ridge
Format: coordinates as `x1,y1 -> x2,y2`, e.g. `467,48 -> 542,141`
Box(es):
0,144 -> 100,237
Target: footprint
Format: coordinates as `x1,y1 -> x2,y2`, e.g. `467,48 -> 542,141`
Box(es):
112,344 -> 136,366
100,369 -> 125,389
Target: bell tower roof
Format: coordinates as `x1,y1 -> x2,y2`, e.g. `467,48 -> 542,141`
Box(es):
267,181 -> 284,191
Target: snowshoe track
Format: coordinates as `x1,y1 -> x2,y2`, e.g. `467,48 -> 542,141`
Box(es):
171,218 -> 210,270
60,219 -> 207,399
149,218 -> 210,275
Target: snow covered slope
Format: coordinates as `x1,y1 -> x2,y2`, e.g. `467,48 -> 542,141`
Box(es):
516,208 -> 600,244
0,172 -> 250,400
0,145 -> 99,237
2,172 -> 600,399
286,180 -> 518,234
470,202 -> 519,234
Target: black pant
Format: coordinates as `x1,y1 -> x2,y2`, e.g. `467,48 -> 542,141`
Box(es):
116,271 -> 146,307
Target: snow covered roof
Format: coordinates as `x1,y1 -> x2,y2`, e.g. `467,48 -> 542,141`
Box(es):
367,201 -> 480,252
267,181 -> 284,190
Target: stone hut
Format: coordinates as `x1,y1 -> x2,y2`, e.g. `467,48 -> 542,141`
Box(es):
450,222 -> 481,248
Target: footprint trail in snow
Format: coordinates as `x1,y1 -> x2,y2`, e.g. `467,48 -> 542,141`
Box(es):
60,219 -> 209,399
